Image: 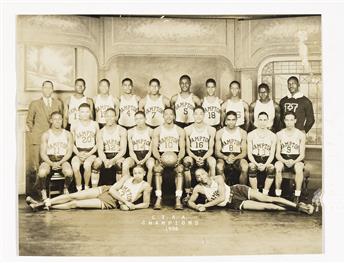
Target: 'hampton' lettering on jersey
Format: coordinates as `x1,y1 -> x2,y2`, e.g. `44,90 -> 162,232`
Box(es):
145,106 -> 164,115
160,136 -> 179,149
190,136 -> 209,144
252,143 -> 271,156
119,185 -> 132,202
284,103 -> 299,112
175,101 -> 194,112
281,141 -> 299,153
132,138 -> 150,149
47,142 -> 68,155
120,105 -> 138,114
76,130 -> 95,143
104,138 -> 120,152
96,105 -> 111,118
222,139 -> 241,150
204,106 -> 221,114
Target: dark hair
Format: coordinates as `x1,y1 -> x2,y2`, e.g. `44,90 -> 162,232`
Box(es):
122,78 -> 133,86
133,165 -> 145,172
149,78 -> 160,86
78,102 -> 91,110
205,78 -> 216,87
179,75 -> 191,82
105,108 -> 116,115
42,80 -> 53,88
50,111 -> 62,119
258,111 -> 269,119
258,83 -> 270,92
135,110 -> 146,117
287,76 -> 299,84
194,105 -> 205,113
226,110 -> 238,119
75,78 -> 86,86
284,111 -> 297,119
99,78 -> 110,87
164,107 -> 175,115
229,80 -> 241,88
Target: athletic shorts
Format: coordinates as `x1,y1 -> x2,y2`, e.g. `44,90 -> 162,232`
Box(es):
134,150 -> 149,161
227,184 -> 251,210
191,150 -> 207,158
66,123 -> 71,131
253,155 -> 269,164
97,185 -> 117,210
98,123 -> 106,129
77,147 -> 94,154
105,152 -> 117,159
48,155 -> 64,162
175,121 -> 193,129
222,152 -> 242,171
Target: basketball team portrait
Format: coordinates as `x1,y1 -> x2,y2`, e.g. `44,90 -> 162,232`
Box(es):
13,11 -> 328,258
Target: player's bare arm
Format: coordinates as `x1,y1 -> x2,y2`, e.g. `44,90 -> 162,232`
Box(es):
275,132 -> 287,164
170,94 -> 178,110
138,97 -> 147,111
128,129 -> 140,163
177,127 -> 186,164
96,130 -> 107,163
243,101 -> 250,130
57,132 -> 73,164
185,126 -> 198,160
265,133 -> 277,166
187,185 -> 203,211
192,94 -> 201,106
203,126 -> 216,159
87,98 -> 95,120
233,129 -> 247,160
111,127 -> 127,164
133,184 -> 152,209
292,132 -> 306,164
63,97 -> 70,128
215,129 -> 227,160
163,95 -> 171,108
249,102 -> 256,128
247,132 -> 257,166
114,96 -> 120,121
152,127 -> 161,161
141,128 -> 153,163
39,132 -> 53,166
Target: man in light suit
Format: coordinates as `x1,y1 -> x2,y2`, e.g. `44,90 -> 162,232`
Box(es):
26,81 -> 63,178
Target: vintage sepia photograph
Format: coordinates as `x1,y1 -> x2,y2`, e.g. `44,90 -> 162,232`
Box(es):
15,13 -> 325,257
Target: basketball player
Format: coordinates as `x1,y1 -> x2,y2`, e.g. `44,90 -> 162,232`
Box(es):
249,83 -> 281,132
188,167 -> 314,214
215,111 -> 248,185
122,111 -> 155,186
247,112 -> 277,195
118,78 -> 140,129
279,76 -> 315,133
139,78 -> 170,128
94,78 -> 120,129
64,78 -> 94,130
201,78 -> 223,129
26,80 -> 63,177
182,106 -> 216,203
92,108 -> 127,186
171,75 -> 201,128
221,81 -> 250,130
152,107 -> 186,210
275,112 -> 306,204
27,165 -> 152,211
70,103 -> 99,191
35,111 -> 73,200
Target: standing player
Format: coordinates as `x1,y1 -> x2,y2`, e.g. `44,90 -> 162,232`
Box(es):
35,111 -> 73,200
93,108 -> 127,186
247,112 -> 277,195
171,75 -> 201,128
122,111 -> 155,186
221,81 -> 250,131
249,83 -> 281,132
279,76 -> 315,133
187,167 -> 313,215
94,79 -> 120,129
215,111 -> 248,185
201,78 -> 223,129
152,107 -> 186,210
64,78 -> 94,130
139,78 -> 170,128
275,112 -> 306,204
70,103 -> 99,191
27,165 -> 152,211
118,78 -> 140,129
183,106 -> 216,203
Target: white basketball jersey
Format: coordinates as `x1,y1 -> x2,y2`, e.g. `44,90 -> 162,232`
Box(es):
175,93 -> 195,123
225,99 -> 245,126
202,179 -> 231,207
102,126 -> 121,153
159,125 -> 180,152
46,129 -> 69,156
119,178 -> 145,202
94,95 -> 115,124
253,99 -> 275,129
250,129 -> 275,157
221,127 -> 242,154
202,97 -> 222,126
131,127 -> 151,151
189,125 -> 210,151
73,120 -> 98,149
144,95 -> 165,127
280,129 -> 301,155
118,95 -> 139,127
68,95 -> 87,124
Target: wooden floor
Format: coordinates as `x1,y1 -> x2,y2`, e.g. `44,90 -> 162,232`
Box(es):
18,194 -> 322,257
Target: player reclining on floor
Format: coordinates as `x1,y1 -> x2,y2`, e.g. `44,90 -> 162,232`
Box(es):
188,167 -> 314,215
27,165 -> 152,211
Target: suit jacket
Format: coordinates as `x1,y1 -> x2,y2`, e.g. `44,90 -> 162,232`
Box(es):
26,98 -> 63,144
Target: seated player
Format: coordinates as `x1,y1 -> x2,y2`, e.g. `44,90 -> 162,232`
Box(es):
201,78 -> 223,129
188,168 -> 314,215
93,108 -> 127,186
247,112 -> 277,195
182,106 -> 216,203
35,111 -> 73,200
215,111 -> 248,185
122,111 -> 155,186
275,112 -> 306,203
94,78 -> 120,129
70,103 -> 99,191
139,78 -> 170,128
152,107 -> 186,210
27,165 -> 152,211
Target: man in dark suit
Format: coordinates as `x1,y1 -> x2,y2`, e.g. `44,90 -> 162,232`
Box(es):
26,80 -> 63,176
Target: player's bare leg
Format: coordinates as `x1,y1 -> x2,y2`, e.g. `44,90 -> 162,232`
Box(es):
61,162 -> 73,194
248,163 -> 258,190
216,159 -> 225,180
262,164 -> 275,195
207,156 -> 216,178
174,164 -> 184,210
83,155 -> 97,189
239,159 -> 249,185
293,162 -> 305,203
91,157 -> 102,188
71,156 -> 83,191
182,156 -> 193,203
36,162 -> 51,200
274,161 -> 284,197
153,163 -> 163,210
145,157 -> 155,186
